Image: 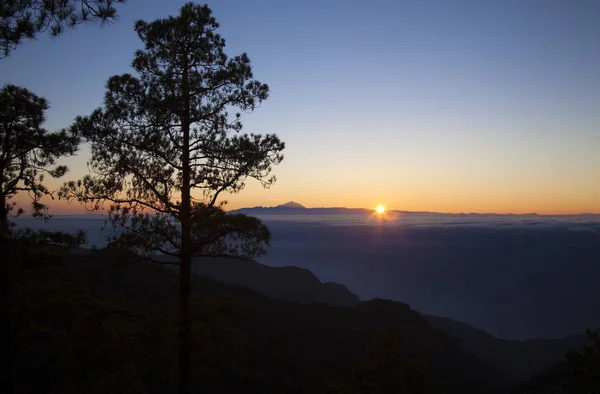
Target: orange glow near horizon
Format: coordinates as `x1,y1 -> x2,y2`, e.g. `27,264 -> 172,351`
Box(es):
8,172 -> 600,216
9,190 -> 600,216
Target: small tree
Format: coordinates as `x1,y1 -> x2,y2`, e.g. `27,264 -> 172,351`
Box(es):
1,0 -> 125,58
60,3 -> 284,393
0,84 -> 79,239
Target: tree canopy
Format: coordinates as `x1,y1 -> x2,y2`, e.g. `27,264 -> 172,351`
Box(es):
0,0 -> 125,58
0,84 -> 79,238
61,2 -> 284,261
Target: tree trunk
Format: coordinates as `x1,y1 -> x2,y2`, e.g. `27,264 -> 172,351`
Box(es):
0,193 -> 16,394
0,194 -> 8,240
178,54 -> 192,394
178,253 -> 192,394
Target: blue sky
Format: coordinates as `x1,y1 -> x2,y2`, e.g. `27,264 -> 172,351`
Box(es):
2,0 -> 600,213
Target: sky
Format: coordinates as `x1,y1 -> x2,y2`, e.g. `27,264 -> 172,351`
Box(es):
1,0 -> 600,214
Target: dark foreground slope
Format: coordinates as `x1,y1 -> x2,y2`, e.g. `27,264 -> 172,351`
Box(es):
422,314 -> 587,384
53,249 -> 507,394
11,246 -> 590,393
161,255 -> 589,386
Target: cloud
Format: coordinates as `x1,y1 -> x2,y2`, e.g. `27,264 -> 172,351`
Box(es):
14,212 -> 600,340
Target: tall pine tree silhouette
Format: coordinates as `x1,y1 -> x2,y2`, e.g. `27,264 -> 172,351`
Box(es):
61,3 -> 284,393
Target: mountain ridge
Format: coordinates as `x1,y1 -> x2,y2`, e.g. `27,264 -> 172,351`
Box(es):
64,249 -> 507,393
422,313 -> 587,383
148,251 -> 585,384
229,202 -> 600,216
188,256 -> 360,307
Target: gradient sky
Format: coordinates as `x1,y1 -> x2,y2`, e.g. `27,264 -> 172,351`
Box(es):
2,0 -> 600,214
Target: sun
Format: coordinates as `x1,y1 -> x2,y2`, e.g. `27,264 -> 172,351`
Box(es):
376,205 -> 386,214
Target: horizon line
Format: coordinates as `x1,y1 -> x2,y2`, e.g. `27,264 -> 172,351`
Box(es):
15,206 -> 600,217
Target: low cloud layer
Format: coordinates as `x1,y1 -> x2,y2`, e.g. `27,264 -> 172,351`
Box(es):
16,212 -> 600,340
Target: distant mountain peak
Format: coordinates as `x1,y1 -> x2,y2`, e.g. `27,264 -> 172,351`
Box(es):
275,201 -> 305,209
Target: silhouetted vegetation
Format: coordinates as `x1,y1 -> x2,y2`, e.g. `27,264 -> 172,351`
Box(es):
0,84 -> 79,238
0,230 -> 86,392
326,326 -> 435,394
0,83 -> 80,394
0,0 -> 125,57
59,3 -> 284,393
515,330 -> 600,394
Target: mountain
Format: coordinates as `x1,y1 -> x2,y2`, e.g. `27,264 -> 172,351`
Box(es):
422,314 -> 587,383
149,252 -> 584,385
233,200 -> 307,211
187,256 -> 359,307
230,205 -> 371,215
275,201 -> 305,209
161,253 -> 588,385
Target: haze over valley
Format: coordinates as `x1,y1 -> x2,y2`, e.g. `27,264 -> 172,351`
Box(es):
16,202 -> 600,340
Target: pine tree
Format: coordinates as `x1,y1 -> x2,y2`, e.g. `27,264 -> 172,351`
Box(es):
60,3 -> 284,393
1,0 -> 125,58
0,84 -> 79,239
0,84 -> 79,394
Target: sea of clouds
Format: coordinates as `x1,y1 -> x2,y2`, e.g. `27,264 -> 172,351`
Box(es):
14,211 -> 600,340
